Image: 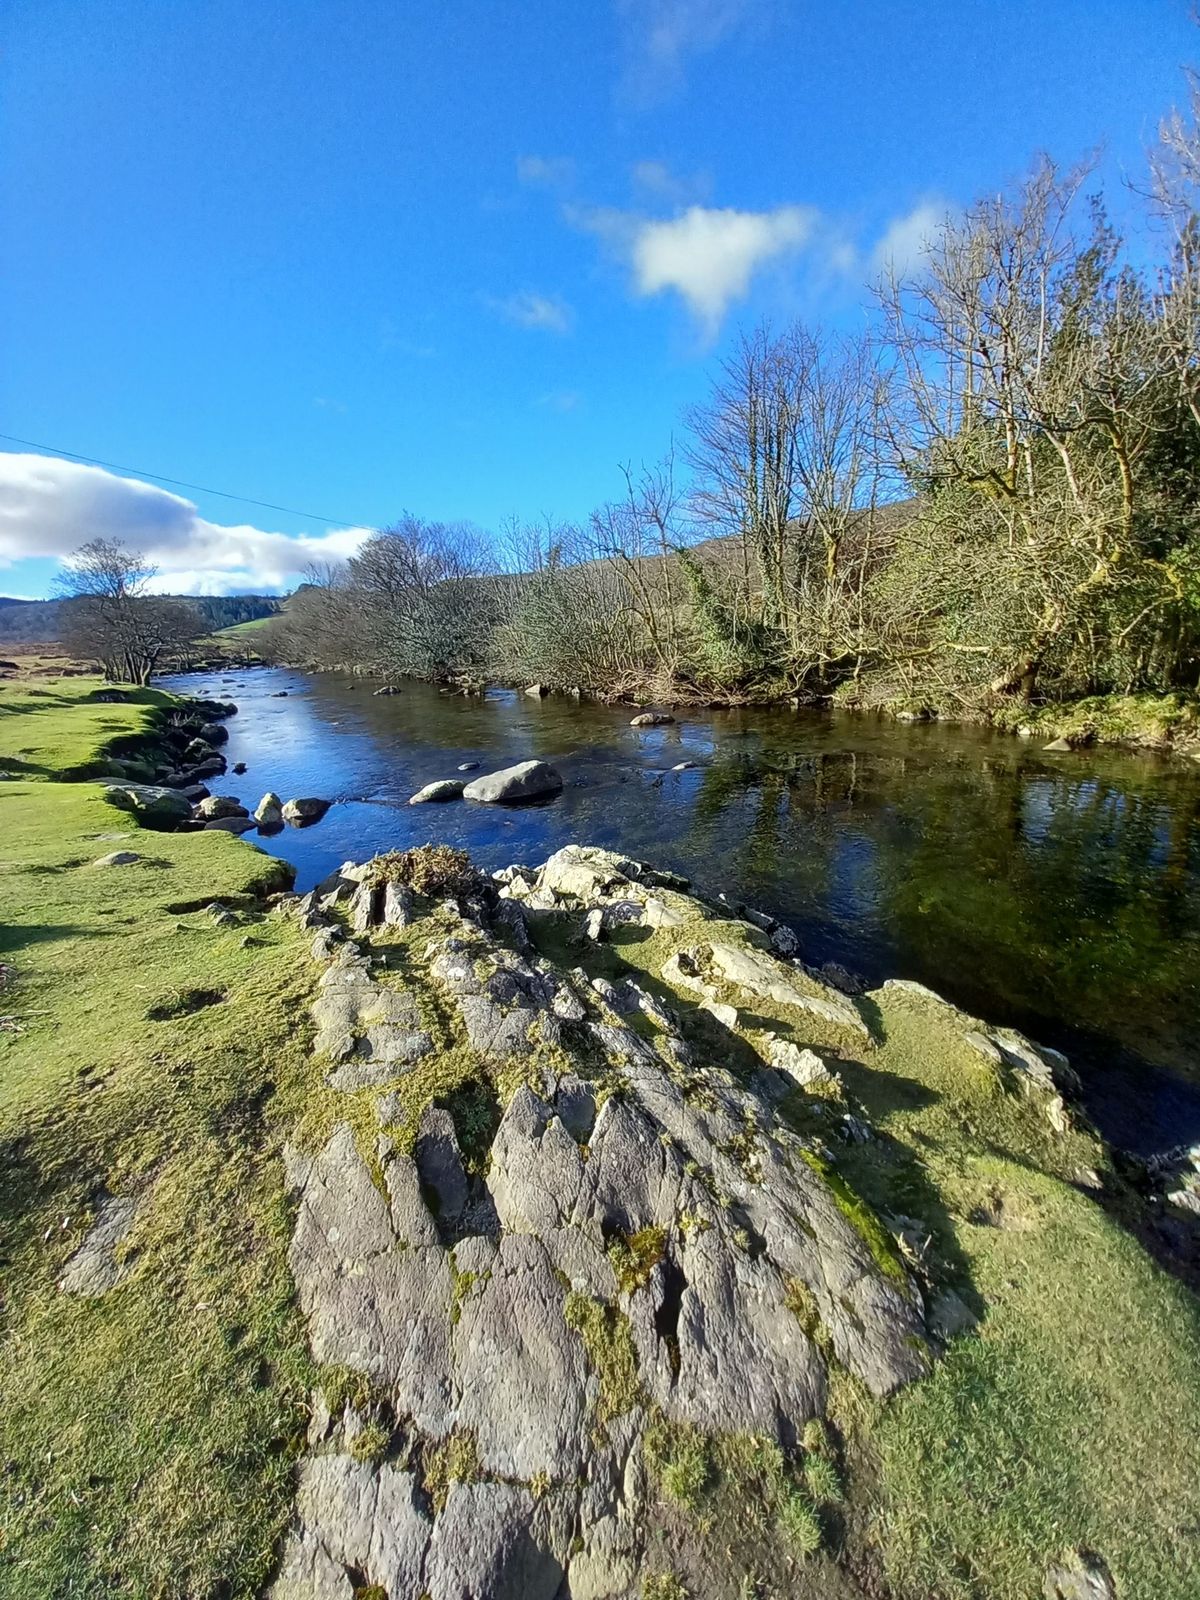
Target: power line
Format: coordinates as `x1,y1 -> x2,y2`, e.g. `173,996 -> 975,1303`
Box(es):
0,431 -> 369,528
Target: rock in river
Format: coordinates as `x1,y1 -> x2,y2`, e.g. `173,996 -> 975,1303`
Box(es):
255,792 -> 283,825
630,711 -> 675,727
283,797 -> 332,825
195,795 -> 249,822
462,760 -> 563,804
409,779 -> 466,804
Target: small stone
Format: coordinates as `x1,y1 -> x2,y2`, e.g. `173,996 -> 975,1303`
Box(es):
60,1195 -> 140,1296
195,795 -> 249,821
630,710 -> 674,726
700,999 -> 739,1029
927,1287 -> 980,1342
91,851 -> 141,867
458,761 -> 480,771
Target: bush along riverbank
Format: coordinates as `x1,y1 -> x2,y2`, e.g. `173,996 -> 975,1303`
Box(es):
3,677 -> 1200,1598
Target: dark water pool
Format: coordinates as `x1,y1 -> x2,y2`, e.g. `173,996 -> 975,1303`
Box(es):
163,666 -> 1200,1155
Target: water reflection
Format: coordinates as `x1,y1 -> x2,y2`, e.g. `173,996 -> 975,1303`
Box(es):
165,667 -> 1200,1152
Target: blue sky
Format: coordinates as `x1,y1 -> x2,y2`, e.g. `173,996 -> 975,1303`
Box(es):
2,0 -> 1196,597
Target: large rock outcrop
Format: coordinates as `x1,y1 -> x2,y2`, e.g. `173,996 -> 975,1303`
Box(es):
269,845 -> 938,1599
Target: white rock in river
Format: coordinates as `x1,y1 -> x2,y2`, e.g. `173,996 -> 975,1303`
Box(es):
408,779 -> 466,804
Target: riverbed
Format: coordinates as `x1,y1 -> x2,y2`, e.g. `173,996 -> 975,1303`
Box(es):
164,665 -> 1200,1154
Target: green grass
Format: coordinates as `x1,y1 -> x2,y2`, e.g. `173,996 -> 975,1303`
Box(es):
216,615 -> 277,638
0,679 -> 318,1598
853,990 -> 1200,1600
0,675 -> 175,777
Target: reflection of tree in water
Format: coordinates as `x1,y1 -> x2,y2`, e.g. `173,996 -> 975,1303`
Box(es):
873,758 -> 1200,1076
673,738 -> 1200,1081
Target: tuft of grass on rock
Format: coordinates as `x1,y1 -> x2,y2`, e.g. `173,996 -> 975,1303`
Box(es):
777,1488 -> 823,1556
563,1291 -> 643,1426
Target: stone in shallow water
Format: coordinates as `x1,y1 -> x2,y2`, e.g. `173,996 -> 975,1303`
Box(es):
462,760 -> 563,804
409,779 -> 466,804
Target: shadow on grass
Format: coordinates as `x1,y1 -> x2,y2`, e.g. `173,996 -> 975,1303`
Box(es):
0,923 -> 112,957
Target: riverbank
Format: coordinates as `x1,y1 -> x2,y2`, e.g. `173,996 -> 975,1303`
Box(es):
260,641 -> 1200,760
3,674 -> 1200,1597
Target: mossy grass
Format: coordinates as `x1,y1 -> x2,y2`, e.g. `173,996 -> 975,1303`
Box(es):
776,1489 -> 823,1555
562,1291 -> 643,1426
0,678 -> 317,1597
846,987 -> 1200,1600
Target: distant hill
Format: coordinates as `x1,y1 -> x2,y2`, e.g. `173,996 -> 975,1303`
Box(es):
0,592 -> 284,645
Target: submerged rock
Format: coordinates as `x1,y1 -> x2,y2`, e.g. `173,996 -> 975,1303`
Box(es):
630,711 -> 674,727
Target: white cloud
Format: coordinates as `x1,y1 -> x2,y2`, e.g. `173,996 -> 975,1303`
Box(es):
486,291 -> 574,333
0,453 -> 373,595
517,154 -> 576,189
629,204 -> 816,331
871,201 -> 946,277
616,0 -> 758,106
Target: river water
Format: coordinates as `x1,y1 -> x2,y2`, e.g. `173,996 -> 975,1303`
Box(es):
164,665 -> 1200,1155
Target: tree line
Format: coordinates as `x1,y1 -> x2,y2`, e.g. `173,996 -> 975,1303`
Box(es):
267,91 -> 1200,713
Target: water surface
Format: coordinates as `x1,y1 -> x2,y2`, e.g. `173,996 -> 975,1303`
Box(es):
165,666 -> 1200,1154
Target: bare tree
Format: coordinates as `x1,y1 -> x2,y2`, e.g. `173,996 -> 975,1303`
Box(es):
57,539 -> 201,683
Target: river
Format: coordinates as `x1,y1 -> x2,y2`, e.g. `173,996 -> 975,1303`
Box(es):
164,665 -> 1200,1155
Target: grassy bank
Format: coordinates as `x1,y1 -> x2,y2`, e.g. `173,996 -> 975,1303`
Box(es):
0,674 -> 317,1598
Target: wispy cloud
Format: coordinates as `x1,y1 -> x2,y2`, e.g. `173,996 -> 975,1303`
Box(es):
312,396 -> 348,414
568,189 -> 952,335
485,291 -> 574,334
616,0 -> 760,107
535,390 -> 582,412
630,159 -> 710,206
0,453 -> 373,595
870,200 -> 947,277
517,154 -> 576,189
